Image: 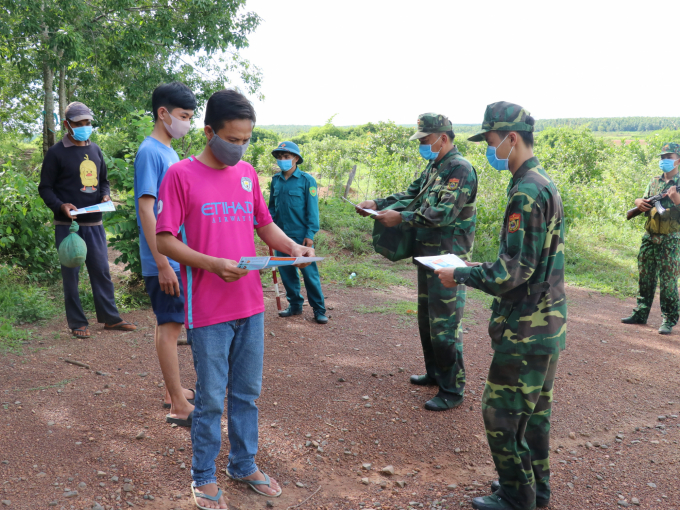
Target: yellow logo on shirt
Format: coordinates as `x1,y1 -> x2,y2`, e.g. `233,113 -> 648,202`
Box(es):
310,187 -> 317,197
80,154 -> 98,193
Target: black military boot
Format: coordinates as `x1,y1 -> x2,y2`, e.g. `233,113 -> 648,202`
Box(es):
424,390 -> 464,411
621,314 -> 646,325
409,374 -> 437,386
471,494 -> 515,510
278,306 -> 302,318
490,480 -> 549,508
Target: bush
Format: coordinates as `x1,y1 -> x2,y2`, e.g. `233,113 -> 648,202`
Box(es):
0,161 -> 60,278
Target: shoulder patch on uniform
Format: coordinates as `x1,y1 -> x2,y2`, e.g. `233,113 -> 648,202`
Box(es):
447,178 -> 459,191
508,213 -> 521,233
310,186 -> 317,197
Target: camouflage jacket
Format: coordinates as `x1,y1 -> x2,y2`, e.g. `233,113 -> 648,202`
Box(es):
373,147 -> 478,259
643,173 -> 680,235
453,157 -> 566,355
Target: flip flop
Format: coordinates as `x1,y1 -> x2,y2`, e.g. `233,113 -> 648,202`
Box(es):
191,482 -> 226,510
163,388 -> 195,409
71,326 -> 90,338
104,321 -> 137,331
228,471 -> 282,497
166,410 -> 193,428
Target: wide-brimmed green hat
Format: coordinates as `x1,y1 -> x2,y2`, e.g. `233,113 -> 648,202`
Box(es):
468,101 -> 534,142
271,141 -> 303,165
409,113 -> 453,141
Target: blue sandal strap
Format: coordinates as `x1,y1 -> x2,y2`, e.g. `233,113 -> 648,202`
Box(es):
194,487 -> 223,502
243,473 -> 270,486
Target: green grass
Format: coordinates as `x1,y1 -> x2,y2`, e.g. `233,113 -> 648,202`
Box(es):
565,220 -> 641,297
0,317 -> 30,352
355,300 -> 418,315
318,254 -> 412,288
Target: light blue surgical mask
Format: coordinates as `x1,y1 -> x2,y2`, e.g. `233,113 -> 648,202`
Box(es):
277,159 -> 293,171
659,158 -> 678,173
69,122 -> 93,142
419,136 -> 442,161
486,134 -> 513,171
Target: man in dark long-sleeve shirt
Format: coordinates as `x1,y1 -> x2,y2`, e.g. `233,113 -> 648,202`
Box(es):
39,101 -> 136,337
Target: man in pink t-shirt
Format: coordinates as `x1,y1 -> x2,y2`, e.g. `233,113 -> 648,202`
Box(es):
157,89 -> 314,509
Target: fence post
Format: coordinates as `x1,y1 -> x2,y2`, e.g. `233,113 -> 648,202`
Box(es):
344,165 -> 358,199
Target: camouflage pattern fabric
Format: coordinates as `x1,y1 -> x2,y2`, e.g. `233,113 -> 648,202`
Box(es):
642,174 -> 680,234
373,147 -> 477,396
631,233 -> 680,326
659,142 -> 680,156
468,102 -> 535,142
417,266 -> 466,395
454,157 -> 567,355
409,112 -> 454,141
483,351 -> 559,510
373,148 -> 478,258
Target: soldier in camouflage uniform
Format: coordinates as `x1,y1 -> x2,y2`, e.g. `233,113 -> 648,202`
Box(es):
622,142 -> 680,335
357,113 -> 477,411
437,102 -> 566,510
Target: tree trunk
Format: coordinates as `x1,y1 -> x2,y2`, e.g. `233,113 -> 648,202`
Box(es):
344,165 -> 358,199
58,65 -> 67,123
42,62 -> 56,155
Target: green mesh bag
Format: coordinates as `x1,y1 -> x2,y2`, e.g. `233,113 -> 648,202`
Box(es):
58,221 -> 87,268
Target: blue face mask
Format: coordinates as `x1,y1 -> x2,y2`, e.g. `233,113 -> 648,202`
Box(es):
68,122 -> 93,142
419,136 -> 442,161
277,159 -> 293,171
486,134 -> 513,171
660,158 -> 677,173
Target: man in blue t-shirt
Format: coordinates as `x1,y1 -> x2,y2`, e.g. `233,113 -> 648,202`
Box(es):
134,82 -> 197,427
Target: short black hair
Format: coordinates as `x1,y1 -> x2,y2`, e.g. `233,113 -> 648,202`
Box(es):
151,82 -> 197,121
204,89 -> 256,132
445,130 -> 455,142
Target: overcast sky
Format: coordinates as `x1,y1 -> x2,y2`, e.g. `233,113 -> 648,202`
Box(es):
236,0 -> 676,126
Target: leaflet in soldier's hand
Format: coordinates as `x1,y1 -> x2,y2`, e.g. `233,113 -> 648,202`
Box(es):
341,196 -> 378,216
414,254 -> 467,271
237,256 -> 324,270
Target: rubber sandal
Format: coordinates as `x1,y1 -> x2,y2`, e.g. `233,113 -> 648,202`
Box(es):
104,320 -> 137,331
71,326 -> 90,338
228,471 -> 282,497
166,410 -> 193,428
191,482 -> 226,510
163,388 -> 195,409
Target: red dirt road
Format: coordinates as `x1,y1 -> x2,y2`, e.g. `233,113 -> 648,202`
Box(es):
1,281 -> 679,510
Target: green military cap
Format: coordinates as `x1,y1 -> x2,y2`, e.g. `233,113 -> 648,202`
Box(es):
659,142 -> 680,156
468,101 -> 534,142
409,113 -> 453,141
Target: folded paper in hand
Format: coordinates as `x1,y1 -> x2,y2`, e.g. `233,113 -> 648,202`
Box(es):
71,201 -> 116,216
341,196 -> 377,216
414,254 -> 467,271
237,256 -> 324,270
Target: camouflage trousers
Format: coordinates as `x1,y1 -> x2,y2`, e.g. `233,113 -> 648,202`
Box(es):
482,351 -> 559,510
416,266 -> 466,395
633,233 -> 680,326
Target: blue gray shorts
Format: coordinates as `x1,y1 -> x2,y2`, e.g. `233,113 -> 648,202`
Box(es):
143,271 -> 185,325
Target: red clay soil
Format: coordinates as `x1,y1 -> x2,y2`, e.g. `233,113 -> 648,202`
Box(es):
1,277 -> 680,510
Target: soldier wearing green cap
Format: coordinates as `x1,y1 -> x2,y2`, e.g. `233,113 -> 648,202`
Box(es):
356,113 -> 478,412
622,142 -> 680,335
436,102 -> 566,510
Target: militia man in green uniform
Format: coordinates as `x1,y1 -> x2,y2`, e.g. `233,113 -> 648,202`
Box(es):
356,113 -> 477,411
622,142 -> 680,335
437,102 -> 566,510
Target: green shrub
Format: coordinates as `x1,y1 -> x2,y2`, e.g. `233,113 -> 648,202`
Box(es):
0,161 -> 60,278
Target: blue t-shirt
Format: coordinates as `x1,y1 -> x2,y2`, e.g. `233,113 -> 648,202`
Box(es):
133,136 -> 180,276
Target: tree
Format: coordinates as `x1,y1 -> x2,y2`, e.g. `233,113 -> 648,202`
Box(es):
0,0 -> 263,153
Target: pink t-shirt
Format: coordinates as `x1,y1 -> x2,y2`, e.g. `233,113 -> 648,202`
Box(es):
156,156 -> 273,329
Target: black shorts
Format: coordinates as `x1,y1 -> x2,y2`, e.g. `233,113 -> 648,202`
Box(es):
143,271 -> 185,325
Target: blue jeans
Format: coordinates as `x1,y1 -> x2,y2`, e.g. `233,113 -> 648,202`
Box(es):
187,313 -> 264,486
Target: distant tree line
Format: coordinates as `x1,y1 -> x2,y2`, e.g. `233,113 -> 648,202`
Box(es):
535,117 -> 680,132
